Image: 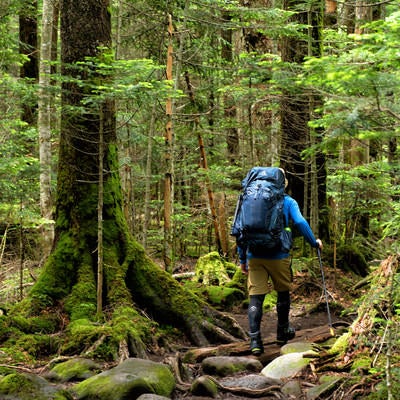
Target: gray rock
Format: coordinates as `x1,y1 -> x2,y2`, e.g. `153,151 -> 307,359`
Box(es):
261,352 -> 311,380
281,380 -> 303,398
305,375 -> 343,399
280,341 -> 318,355
137,394 -> 171,400
220,373 -> 281,390
201,356 -> 263,376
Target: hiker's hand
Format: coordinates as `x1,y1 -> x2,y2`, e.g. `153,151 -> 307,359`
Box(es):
316,239 -> 323,249
240,263 -> 248,275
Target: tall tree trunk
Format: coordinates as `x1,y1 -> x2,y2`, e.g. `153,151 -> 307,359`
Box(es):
164,14 -> 174,271
221,11 -> 239,165
143,102 -> 157,249
38,0 -> 55,251
280,0 -> 326,245
27,0 -> 245,355
184,71 -> 224,255
19,0 -> 38,125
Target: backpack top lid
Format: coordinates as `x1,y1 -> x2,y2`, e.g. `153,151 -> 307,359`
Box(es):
241,166 -> 285,190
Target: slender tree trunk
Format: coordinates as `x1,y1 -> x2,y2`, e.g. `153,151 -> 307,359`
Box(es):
164,14 -> 174,271
185,71 -> 224,255
281,0 -> 326,245
143,102 -> 157,248
19,0 -> 38,125
38,0 -> 55,251
97,109 -> 104,315
221,11 -> 239,165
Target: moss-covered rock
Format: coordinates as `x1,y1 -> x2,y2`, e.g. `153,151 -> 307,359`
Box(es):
193,252 -> 231,286
190,375 -> 218,398
72,357 -> 175,400
47,358 -> 102,382
201,356 -> 263,376
205,286 -> 245,309
0,372 -> 73,400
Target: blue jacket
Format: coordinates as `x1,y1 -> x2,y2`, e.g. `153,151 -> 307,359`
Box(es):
237,195 -> 319,263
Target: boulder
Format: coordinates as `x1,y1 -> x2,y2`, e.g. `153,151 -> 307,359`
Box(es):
190,375 -> 218,398
46,357 -> 101,382
261,352 -> 311,380
220,373 -> 281,390
201,356 -> 263,376
72,357 -> 175,400
0,372 -> 72,400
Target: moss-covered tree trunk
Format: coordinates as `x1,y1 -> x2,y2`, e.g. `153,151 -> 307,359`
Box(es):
27,0 -> 245,358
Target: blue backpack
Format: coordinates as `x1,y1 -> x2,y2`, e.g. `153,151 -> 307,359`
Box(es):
231,167 -> 288,252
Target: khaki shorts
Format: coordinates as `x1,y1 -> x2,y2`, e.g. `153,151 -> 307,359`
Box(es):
247,257 -> 293,295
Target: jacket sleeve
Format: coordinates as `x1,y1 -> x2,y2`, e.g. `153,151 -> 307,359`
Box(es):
286,196 -> 318,248
237,244 -> 247,264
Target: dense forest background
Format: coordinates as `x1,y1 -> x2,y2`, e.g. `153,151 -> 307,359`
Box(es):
0,0 -> 399,318
0,1 -> 399,399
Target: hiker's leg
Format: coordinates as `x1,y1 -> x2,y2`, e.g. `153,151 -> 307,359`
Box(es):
266,257 -> 295,345
276,290 -> 295,344
248,294 -> 265,355
247,258 -> 269,355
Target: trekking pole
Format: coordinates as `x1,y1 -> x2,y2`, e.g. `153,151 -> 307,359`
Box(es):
317,247 -> 334,336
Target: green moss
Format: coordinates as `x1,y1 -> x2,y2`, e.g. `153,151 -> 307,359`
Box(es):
226,267 -> 247,291
205,286 -> 245,309
10,314 -> 59,334
61,318 -> 112,356
105,258 -> 132,306
59,310 -> 150,361
14,333 -> 59,358
351,355 -> 371,372
0,373 -> 33,394
194,251 -> 231,286
328,331 -> 352,355
29,233 -> 80,306
49,358 -> 101,382
263,292 -> 277,311
111,306 -> 151,342
0,316 -> 21,342
0,346 -> 35,366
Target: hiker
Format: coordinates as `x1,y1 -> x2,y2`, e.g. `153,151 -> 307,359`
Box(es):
236,168 -> 322,355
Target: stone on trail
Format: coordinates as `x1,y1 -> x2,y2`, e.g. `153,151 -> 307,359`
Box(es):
280,341 -> 319,356
46,357 -> 101,382
0,372 -> 72,399
220,373 -> 281,390
261,352 -> 312,380
305,374 -> 343,399
72,357 -> 175,400
190,375 -> 219,398
137,394 -> 171,400
201,355 -> 263,376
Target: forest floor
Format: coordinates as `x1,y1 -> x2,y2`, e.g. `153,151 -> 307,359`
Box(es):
164,262 -> 362,400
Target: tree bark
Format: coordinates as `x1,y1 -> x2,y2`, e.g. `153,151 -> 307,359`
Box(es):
28,0 -> 245,355
38,0 -> 54,251
280,0 -> 327,245
19,0 -> 38,125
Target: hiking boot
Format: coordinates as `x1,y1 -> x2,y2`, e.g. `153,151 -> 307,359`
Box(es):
249,331 -> 264,355
276,325 -> 295,345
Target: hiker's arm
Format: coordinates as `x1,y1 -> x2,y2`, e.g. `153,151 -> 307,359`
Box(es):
237,245 -> 248,274
288,197 -> 321,248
